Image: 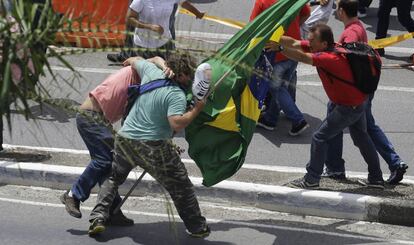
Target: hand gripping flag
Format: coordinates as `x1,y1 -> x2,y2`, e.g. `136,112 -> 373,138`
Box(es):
185,0 -> 309,187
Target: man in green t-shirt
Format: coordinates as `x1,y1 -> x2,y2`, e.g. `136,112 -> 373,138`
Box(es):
88,54 -> 210,238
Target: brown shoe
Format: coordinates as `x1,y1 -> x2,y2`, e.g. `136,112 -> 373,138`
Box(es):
60,190 -> 81,218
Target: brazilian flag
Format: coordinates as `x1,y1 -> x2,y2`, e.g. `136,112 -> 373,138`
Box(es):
185,0 -> 309,187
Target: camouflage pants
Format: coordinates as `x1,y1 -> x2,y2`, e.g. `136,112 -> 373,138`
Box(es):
90,135 -> 207,233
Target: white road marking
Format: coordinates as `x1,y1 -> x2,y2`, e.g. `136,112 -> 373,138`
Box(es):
4,144 -> 414,184
0,196 -> 412,244
48,65 -> 414,93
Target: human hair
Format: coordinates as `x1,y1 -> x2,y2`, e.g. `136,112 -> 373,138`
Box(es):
309,23 -> 335,50
338,0 -> 358,18
165,52 -> 197,78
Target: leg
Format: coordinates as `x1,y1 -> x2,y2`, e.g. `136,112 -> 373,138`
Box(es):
71,112 -> 115,202
349,108 -> 384,182
89,136 -> 135,222
375,0 -> 395,39
366,94 -> 403,171
136,141 -> 207,233
325,101 -> 346,174
305,104 -> 360,183
396,0 -> 414,32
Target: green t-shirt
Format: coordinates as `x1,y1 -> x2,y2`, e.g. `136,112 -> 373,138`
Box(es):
118,60 -> 186,140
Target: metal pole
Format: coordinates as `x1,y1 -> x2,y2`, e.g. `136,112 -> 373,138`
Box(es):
113,170 -> 147,214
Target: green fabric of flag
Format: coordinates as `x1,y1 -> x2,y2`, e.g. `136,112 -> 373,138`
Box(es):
185,0 -> 309,187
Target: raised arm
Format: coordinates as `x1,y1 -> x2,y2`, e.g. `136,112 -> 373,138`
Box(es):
181,1 -> 205,19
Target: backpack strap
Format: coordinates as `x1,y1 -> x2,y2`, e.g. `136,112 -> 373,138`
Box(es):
318,67 -> 355,87
123,79 -> 180,122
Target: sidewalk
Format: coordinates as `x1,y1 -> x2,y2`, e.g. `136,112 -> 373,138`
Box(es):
1,144 -> 414,227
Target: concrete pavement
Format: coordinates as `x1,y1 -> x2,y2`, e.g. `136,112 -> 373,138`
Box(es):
1,144 -> 414,227
1,185 -> 414,245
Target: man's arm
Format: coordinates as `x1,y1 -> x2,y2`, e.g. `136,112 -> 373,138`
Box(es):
125,56 -> 174,78
126,9 -> 164,34
168,100 -> 205,132
265,36 -> 302,51
181,1 -> 205,19
281,47 -> 313,65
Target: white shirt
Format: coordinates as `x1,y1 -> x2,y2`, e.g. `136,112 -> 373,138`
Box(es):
130,0 -> 184,48
301,0 -> 334,39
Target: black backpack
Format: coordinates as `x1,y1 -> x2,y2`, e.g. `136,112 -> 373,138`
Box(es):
320,42 -> 382,94
123,79 -> 180,122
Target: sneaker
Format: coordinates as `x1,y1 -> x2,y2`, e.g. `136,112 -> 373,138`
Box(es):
321,169 -> 346,180
60,190 -> 82,218
88,218 -> 106,236
187,225 -> 211,238
357,179 -> 385,189
106,53 -> 125,63
289,120 -> 309,136
257,117 -> 276,131
376,48 -> 385,57
107,210 -> 134,226
387,162 -> 408,185
288,178 -> 319,189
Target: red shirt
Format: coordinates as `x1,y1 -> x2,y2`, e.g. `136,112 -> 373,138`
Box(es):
301,40 -> 367,106
250,0 -> 311,62
338,20 -> 368,43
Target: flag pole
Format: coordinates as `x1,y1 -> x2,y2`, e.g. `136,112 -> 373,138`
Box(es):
113,170 -> 147,214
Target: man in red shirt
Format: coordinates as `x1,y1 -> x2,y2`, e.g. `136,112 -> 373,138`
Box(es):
251,0 -> 311,136
265,23 -> 384,189
324,0 -> 408,184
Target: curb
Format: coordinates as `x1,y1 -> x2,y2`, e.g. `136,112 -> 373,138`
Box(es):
1,161 -> 413,226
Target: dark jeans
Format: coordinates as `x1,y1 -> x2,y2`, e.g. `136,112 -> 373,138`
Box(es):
72,111 -> 122,212
90,136 -> 207,233
305,100 -> 383,183
376,0 -> 414,39
326,94 -> 404,172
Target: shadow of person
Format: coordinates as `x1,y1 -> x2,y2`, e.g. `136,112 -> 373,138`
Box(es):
68,221 -> 232,245
256,113 -> 322,148
14,98 -> 81,123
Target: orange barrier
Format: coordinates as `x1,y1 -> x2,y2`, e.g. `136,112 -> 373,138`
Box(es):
52,0 -> 128,48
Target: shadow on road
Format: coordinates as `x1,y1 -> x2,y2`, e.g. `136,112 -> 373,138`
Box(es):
67,218 -> 387,245
256,113 -> 322,147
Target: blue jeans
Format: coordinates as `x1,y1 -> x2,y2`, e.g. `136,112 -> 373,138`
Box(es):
263,59 -> 304,126
72,111 -> 122,210
326,94 -> 403,172
305,100 -> 383,183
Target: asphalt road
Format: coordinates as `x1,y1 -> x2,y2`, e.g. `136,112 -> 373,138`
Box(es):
1,185 -> 413,245
3,0 -> 414,176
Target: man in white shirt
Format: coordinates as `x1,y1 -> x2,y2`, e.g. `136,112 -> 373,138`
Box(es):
107,0 -> 204,62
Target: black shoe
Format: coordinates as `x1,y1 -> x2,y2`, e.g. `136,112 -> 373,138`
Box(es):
387,162 -> 408,185
107,210 -> 134,226
376,48 -> 385,57
288,178 -> 319,189
321,169 -> 346,180
88,218 -> 106,236
357,8 -> 367,18
256,117 -> 276,131
358,179 -> 385,189
187,225 -> 211,238
289,120 -> 309,136
106,53 -> 125,63
60,190 -> 82,218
